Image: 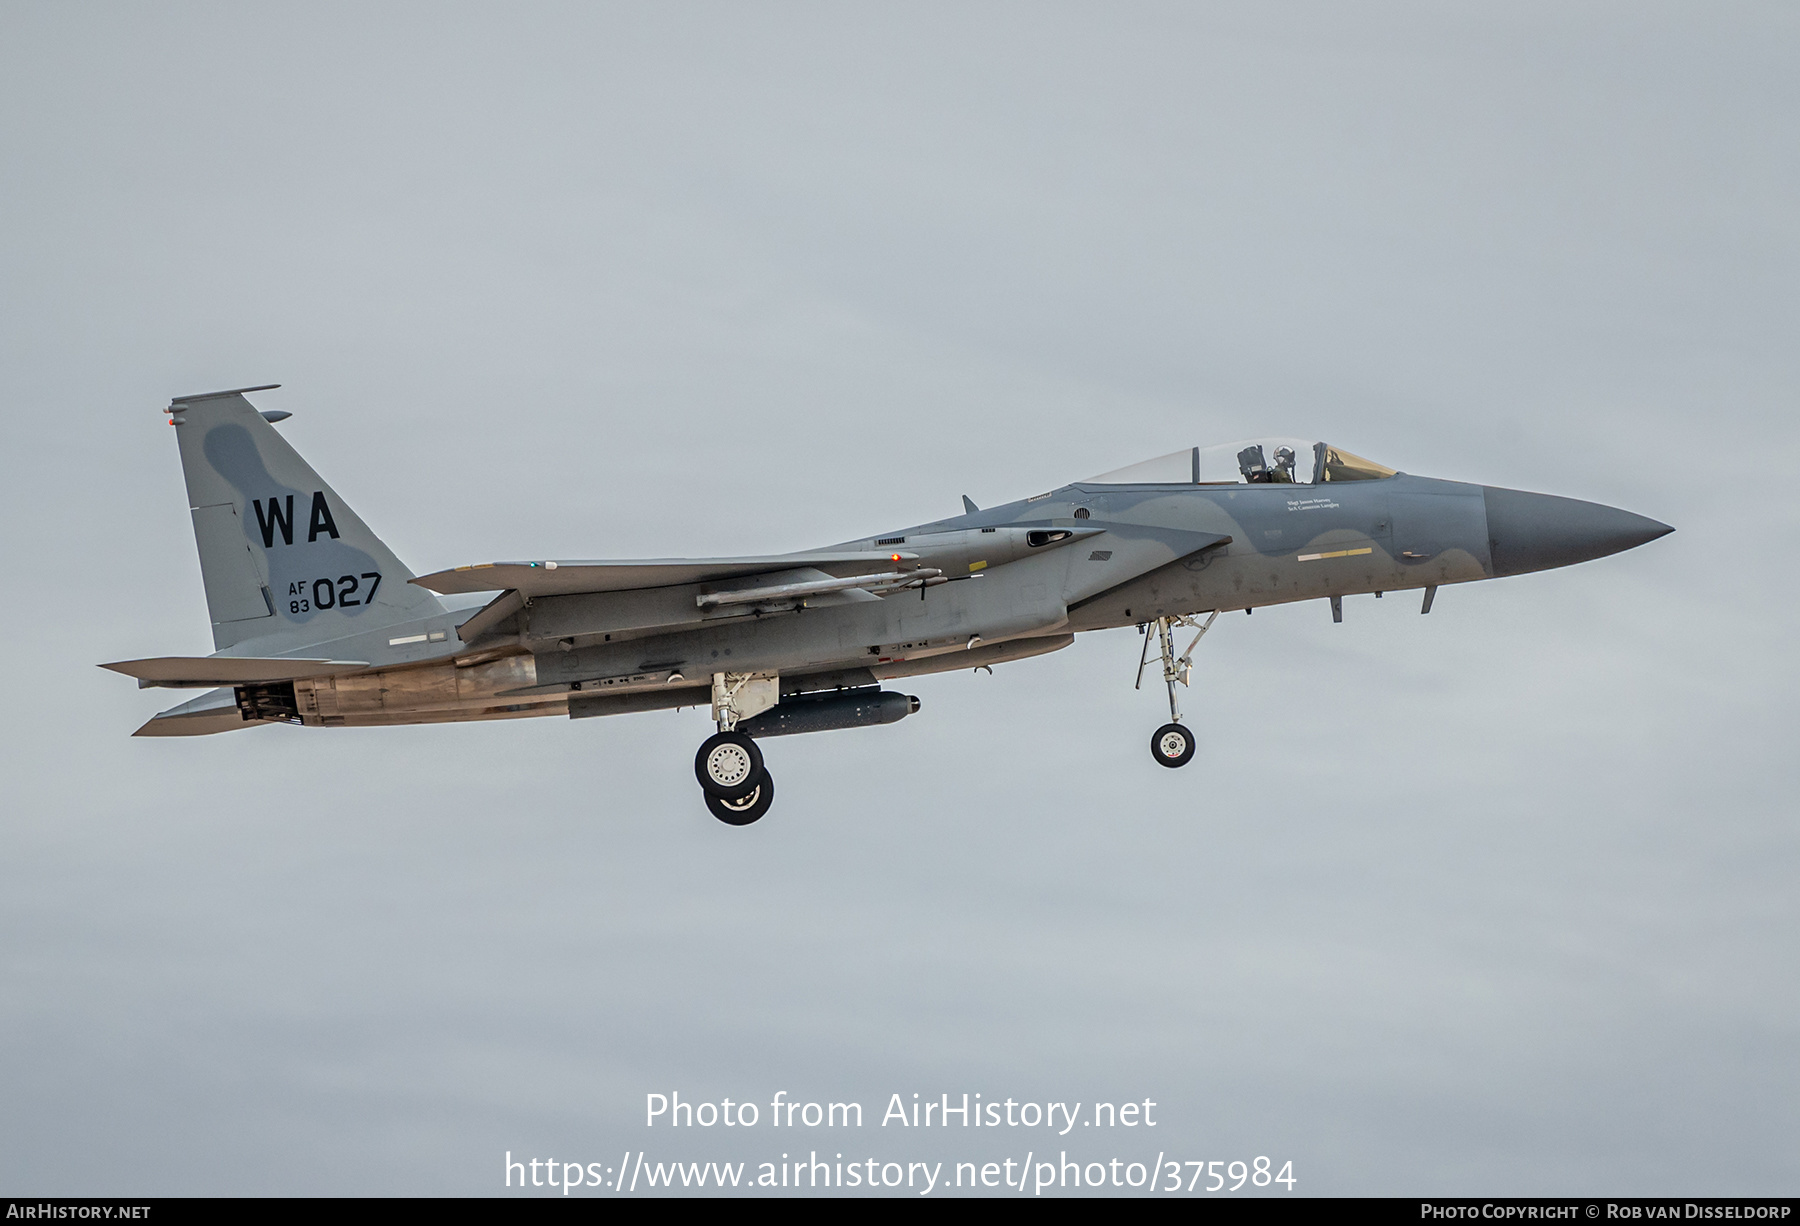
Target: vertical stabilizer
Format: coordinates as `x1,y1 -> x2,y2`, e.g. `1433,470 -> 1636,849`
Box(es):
165,387 -> 444,650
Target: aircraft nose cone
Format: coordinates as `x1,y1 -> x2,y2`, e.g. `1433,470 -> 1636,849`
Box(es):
1482,486 -> 1673,578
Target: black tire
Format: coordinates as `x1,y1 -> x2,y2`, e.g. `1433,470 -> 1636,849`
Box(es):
695,730 -> 765,800
1150,722 -> 1196,768
705,770 -> 774,826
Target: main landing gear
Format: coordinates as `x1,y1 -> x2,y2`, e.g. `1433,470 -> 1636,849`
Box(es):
696,673 -> 779,826
1136,610 -> 1219,769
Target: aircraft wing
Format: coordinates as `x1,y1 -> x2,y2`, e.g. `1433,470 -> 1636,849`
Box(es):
410,552 -> 923,598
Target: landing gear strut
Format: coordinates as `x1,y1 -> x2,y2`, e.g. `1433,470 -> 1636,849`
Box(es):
1135,611 -> 1218,769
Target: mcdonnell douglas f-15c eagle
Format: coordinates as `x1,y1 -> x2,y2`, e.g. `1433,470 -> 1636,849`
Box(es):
105,386 -> 1673,825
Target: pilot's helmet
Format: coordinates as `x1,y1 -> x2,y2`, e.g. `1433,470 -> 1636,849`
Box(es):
1273,446 -> 1296,467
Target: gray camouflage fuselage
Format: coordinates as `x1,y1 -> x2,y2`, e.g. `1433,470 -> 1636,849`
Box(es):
112,392 -> 1671,737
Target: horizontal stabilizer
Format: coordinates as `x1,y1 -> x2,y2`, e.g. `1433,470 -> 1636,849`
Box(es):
101,656 -> 369,686
132,687 -> 263,737
412,552 -> 924,598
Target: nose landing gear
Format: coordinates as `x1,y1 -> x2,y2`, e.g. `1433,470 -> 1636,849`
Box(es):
1135,610 -> 1218,769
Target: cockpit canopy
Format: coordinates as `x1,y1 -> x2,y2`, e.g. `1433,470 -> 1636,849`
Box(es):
1085,439 -> 1397,486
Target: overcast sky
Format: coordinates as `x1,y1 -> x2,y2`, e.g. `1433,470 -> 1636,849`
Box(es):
1,1 -> 1795,1196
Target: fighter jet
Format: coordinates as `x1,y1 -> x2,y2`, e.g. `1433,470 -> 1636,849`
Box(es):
105,386 -> 1673,824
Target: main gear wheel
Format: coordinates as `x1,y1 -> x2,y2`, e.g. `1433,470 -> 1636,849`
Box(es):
695,730 -> 765,800
705,770 -> 774,826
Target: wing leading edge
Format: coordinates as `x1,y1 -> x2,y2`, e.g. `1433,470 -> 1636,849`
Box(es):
410,551 -> 925,598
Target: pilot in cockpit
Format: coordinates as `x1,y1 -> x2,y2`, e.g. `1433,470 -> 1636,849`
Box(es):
1238,443 -> 1299,484
1238,444 -> 1271,482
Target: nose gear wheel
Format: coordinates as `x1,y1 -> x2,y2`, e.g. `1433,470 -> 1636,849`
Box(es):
1151,722 -> 1196,768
